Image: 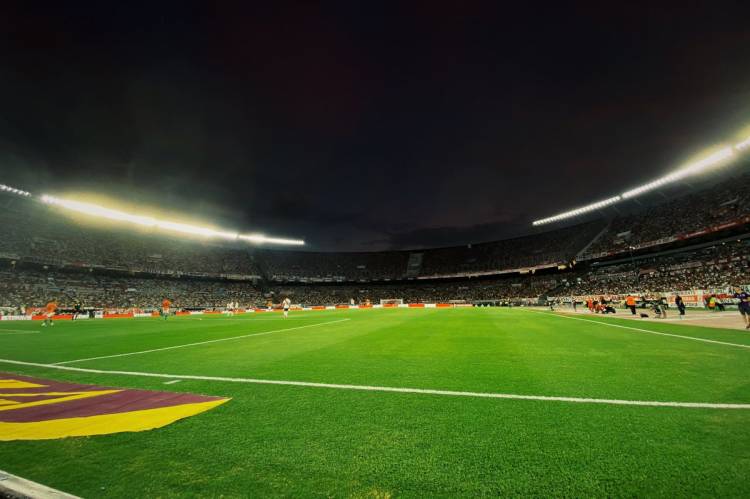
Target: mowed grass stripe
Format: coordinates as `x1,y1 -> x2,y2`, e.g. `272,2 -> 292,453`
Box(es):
1,308 -> 750,497
1,357 -> 749,409
6,314 -> 345,363
53,318 -> 351,365
3,377 -> 748,498
0,311 -> 380,364
4,309 -> 750,403
528,310 -> 750,349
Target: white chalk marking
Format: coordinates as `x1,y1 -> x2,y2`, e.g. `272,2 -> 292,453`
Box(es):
0,330 -> 40,335
0,357 -> 748,410
237,318 -> 318,321
528,310 -> 750,350
53,318 -> 350,365
163,379 -> 182,385
660,315 -> 739,322
0,468 -> 80,499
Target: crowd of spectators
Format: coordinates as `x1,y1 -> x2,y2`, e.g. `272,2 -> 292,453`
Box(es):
419,222 -> 599,277
1,172 -> 749,312
550,240 -> 749,297
0,201 -> 261,278
636,241 -> 748,291
0,267 -> 262,312
269,275 -> 561,306
0,264 -> 561,311
2,238 -> 747,311
259,250 -> 410,282
0,195 -> 601,282
260,222 -> 598,283
585,173 -> 750,258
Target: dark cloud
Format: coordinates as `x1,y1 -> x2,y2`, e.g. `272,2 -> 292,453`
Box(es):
1,2 -> 750,251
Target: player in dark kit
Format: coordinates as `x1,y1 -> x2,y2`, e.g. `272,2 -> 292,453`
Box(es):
674,295 -> 686,319
733,288 -> 750,329
72,301 -> 83,321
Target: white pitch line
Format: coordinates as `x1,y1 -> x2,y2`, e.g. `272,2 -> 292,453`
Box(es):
660,315 -> 739,322
0,357 -> 747,410
0,331 -> 40,335
53,318 -> 351,365
528,310 -> 750,350
163,379 -> 182,385
0,468 -> 80,499
241,318 -> 320,321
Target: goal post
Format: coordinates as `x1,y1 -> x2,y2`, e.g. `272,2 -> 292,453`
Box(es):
380,298 -> 404,305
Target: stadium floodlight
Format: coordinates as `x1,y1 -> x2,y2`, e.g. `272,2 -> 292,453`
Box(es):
621,147 -> 734,199
531,141 -> 743,226
41,196 -> 158,226
532,196 -> 621,226
238,234 -> 305,245
155,220 -> 238,240
39,195 -> 305,245
0,183 -> 32,197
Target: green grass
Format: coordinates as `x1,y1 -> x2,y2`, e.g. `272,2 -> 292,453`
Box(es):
1,308 -> 749,497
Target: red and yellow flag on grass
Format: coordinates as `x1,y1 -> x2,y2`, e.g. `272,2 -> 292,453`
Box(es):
0,373 -> 229,441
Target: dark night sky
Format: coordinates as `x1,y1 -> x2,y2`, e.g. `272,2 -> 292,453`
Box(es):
1,2 -> 750,251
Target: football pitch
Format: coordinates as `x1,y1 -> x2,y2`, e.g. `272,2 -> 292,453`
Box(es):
1,308 -> 750,497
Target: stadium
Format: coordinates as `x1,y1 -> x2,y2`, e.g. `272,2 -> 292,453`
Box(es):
2,4 -> 750,498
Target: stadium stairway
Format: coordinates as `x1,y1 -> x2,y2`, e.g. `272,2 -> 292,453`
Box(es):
542,281 -> 569,299
576,221 -> 611,260
406,252 -> 424,278
249,250 -> 272,283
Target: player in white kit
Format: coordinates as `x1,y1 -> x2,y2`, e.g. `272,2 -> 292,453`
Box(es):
282,297 -> 291,318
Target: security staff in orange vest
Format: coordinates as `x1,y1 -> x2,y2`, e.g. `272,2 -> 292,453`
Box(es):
626,295 -> 637,315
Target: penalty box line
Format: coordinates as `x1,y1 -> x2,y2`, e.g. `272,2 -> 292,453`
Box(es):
527,310 -> 750,350
0,357 -> 749,410
53,318 -> 351,366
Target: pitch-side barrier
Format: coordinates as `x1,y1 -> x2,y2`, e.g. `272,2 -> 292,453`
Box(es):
0,303 -> 478,321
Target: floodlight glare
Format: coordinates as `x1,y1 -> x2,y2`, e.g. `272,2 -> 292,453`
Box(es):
532,196 -> 621,226
239,234 -> 305,245
531,131 -> 749,227
0,183 -> 31,197
155,220 -> 238,240
39,195 -> 304,245
41,196 -> 157,226
621,147 -> 734,199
